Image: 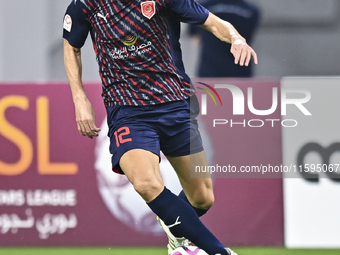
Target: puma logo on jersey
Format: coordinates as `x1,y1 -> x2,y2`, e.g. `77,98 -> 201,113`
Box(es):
97,13 -> 109,23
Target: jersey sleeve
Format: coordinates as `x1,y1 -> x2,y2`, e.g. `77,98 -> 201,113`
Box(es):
63,0 -> 91,48
167,0 -> 209,25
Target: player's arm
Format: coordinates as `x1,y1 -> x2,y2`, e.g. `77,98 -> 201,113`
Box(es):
64,39 -> 100,139
168,0 -> 258,66
201,13 -> 258,66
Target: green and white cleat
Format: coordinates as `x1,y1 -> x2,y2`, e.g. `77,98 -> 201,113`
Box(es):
157,216 -> 190,255
157,217 -> 237,255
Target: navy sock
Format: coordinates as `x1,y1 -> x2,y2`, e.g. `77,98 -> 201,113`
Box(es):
178,190 -> 208,217
148,187 -> 228,255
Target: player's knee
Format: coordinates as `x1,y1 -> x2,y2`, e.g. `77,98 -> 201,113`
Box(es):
133,178 -> 164,203
191,191 -> 215,210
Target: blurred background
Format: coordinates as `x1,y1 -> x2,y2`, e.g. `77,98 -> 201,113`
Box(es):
0,0 -> 340,82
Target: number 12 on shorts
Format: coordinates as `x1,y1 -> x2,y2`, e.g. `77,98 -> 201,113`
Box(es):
114,127 -> 132,147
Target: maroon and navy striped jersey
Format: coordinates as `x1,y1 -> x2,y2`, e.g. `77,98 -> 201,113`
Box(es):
63,0 -> 209,106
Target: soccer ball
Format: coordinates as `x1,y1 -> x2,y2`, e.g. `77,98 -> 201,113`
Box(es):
170,245 -> 208,255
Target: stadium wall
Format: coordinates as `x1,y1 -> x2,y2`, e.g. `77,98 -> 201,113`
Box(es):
1,77 -> 339,247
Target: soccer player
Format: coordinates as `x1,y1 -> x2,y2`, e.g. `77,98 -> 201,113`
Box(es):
63,0 -> 257,255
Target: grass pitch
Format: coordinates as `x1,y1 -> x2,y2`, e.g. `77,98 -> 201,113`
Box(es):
0,247 -> 340,255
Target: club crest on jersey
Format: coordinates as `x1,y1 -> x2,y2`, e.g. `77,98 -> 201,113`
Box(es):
63,14 -> 72,32
141,1 -> 156,20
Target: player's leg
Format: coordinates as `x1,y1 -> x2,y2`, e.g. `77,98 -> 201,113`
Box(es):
164,95 -> 214,216
167,150 -> 214,216
156,95 -> 236,255
119,149 -> 229,255
165,152 -> 240,255
119,149 -> 164,202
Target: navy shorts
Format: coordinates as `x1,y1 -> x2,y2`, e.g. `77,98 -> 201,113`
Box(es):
106,95 -> 203,174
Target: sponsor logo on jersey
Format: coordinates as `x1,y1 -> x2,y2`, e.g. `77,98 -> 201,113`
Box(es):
63,14 -> 72,32
141,1 -> 156,20
121,35 -> 138,46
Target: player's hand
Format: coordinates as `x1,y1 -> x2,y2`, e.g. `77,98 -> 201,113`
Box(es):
230,38 -> 258,67
74,97 -> 101,139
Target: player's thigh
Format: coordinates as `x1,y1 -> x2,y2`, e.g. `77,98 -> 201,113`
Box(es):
166,150 -> 214,209
120,149 -> 164,203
